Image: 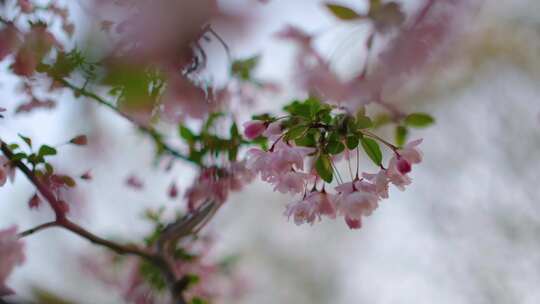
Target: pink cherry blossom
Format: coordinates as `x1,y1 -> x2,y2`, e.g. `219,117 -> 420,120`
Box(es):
386,139 -> 423,190
262,121 -> 282,140
285,190 -> 338,225
270,171 -> 307,194
362,170 -> 390,199
337,190 -> 379,219
0,25 -> 20,61
285,197 -> 318,225
344,216 -> 362,229
0,156 -> 15,187
243,120 -> 266,140
0,226 -> 25,296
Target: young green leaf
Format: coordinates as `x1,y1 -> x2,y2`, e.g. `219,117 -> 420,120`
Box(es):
372,113 -> 392,128
231,55 -> 260,81
285,125 -> 308,140
361,137 -> 382,166
315,154 -> 333,183
346,134 -> 360,150
404,113 -> 435,128
325,3 -> 363,20
178,125 -> 195,142
356,115 -> 373,129
18,134 -> 32,148
395,125 -> 408,147
38,145 -> 57,158
326,140 -> 345,155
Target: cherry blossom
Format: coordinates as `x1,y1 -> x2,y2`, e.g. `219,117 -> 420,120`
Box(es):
386,139 -> 423,190
0,156 -> 15,187
0,226 -> 25,296
243,120 -> 267,140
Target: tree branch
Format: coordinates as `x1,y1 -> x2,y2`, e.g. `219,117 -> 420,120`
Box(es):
18,221 -> 58,238
56,78 -> 196,165
0,139 -> 187,303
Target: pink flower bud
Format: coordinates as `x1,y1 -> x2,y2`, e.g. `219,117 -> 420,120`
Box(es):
243,120 -> 266,140
69,135 -> 88,146
168,182 -> 178,198
396,158 -> 412,174
28,193 -> 41,209
345,217 -> 361,229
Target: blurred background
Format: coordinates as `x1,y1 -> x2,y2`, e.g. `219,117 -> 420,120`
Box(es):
1,0 -> 540,303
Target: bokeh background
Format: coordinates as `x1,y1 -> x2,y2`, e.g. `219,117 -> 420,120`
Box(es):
1,0 -> 540,303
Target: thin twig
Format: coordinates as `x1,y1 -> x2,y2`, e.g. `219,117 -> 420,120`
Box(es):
0,139 -> 186,303
57,78 -> 196,165
18,221 -> 58,238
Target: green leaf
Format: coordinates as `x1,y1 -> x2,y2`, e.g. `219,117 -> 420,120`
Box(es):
295,129 -> 318,147
61,175 -> 76,188
372,113 -> 392,128
45,163 -> 54,175
326,140 -> 345,155
38,145 -> 57,158
203,112 -> 224,132
285,125 -> 308,140
231,55 -> 260,81
191,298 -> 208,304
178,125 -> 195,142
7,143 -> 19,151
346,134 -> 360,149
361,137 -> 382,166
252,113 -> 272,121
11,152 -> 27,162
404,113 -> 435,128
315,154 -> 333,183
18,134 -> 32,148
395,125 -> 408,147
230,122 -> 240,139
185,274 -> 200,286
325,3 -> 363,20
356,115 -> 373,129
139,261 -> 167,291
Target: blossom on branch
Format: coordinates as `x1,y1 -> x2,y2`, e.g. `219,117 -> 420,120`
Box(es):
0,226 -> 25,296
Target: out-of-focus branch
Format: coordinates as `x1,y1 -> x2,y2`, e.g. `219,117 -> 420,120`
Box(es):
18,221 -> 58,238
56,78 -> 197,165
0,139 -> 187,303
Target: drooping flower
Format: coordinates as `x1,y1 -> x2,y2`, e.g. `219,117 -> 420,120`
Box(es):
335,180 -> 379,229
262,121 -> 283,140
386,139 -> 423,190
0,226 -> 25,296
362,170 -> 390,199
242,120 -> 266,140
285,190 -> 338,226
285,197 -> 318,226
269,171 -> 308,194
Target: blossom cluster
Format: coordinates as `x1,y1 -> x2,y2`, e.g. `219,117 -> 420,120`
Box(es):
244,98 -> 426,229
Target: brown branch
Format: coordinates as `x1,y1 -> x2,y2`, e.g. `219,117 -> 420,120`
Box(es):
56,78 -> 196,165
0,139 -> 186,303
18,221 -> 58,238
